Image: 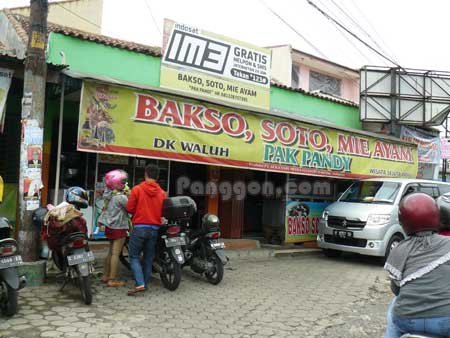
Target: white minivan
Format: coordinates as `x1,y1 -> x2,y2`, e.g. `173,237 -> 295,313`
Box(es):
317,178 -> 450,259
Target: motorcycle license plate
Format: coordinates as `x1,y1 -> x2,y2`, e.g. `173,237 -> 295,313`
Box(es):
67,251 -> 94,266
0,255 -> 23,269
164,237 -> 185,248
333,230 -> 353,239
211,242 -> 225,250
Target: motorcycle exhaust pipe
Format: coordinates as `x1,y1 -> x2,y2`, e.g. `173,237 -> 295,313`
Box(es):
18,275 -> 27,290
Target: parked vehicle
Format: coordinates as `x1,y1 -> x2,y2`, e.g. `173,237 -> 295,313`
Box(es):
33,187 -> 95,305
180,212 -> 227,285
0,217 -> 26,316
119,221 -> 186,291
317,179 -> 450,259
162,196 -> 227,285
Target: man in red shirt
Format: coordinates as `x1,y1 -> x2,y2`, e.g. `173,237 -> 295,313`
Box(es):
125,164 -> 166,295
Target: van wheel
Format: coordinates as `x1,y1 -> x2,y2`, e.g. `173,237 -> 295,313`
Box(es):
323,249 -> 342,258
385,234 -> 404,260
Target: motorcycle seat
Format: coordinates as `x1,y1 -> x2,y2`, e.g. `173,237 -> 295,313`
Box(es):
62,232 -> 88,244
188,228 -> 208,238
0,238 -> 17,246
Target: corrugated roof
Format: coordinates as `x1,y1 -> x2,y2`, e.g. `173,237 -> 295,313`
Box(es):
271,81 -> 358,108
3,10 -> 162,57
0,40 -> 21,60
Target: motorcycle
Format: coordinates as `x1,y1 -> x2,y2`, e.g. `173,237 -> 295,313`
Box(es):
119,223 -> 185,291
33,187 -> 95,305
0,217 -> 26,316
179,210 -> 228,285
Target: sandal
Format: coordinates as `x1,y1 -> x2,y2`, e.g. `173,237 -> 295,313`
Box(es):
127,285 -> 146,295
101,276 -> 111,283
107,280 -> 125,288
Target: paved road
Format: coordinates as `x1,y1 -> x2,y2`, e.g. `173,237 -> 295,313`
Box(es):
0,254 -> 392,338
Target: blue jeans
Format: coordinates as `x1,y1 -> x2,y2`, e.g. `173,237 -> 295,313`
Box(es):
129,227 -> 158,288
385,298 -> 450,337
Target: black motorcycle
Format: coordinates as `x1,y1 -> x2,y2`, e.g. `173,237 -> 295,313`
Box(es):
179,211 -> 228,285
119,224 -> 185,291
0,217 -> 26,316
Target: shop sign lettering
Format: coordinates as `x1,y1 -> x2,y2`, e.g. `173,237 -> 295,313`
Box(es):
78,80 -> 418,179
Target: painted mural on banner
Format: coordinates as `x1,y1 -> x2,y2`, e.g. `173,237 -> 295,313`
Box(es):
400,126 -> 440,164
77,81 -> 418,179
160,19 -> 271,111
0,68 -> 13,132
285,200 -> 330,243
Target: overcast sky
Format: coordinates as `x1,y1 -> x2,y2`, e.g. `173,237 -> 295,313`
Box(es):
2,0 -> 450,72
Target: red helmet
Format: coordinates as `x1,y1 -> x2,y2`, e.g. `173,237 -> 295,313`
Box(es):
399,192 -> 440,235
104,169 -> 128,191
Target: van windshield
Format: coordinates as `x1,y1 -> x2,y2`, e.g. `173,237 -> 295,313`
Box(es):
340,181 -> 401,204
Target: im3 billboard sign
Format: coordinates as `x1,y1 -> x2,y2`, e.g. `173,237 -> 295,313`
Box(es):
160,19 -> 271,111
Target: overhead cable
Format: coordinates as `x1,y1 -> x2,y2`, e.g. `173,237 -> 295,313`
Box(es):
259,0 -> 329,59
329,0 -> 398,65
307,0 -> 401,68
316,0 -> 376,66
56,3 -> 102,30
143,0 -> 162,36
348,0 -> 400,64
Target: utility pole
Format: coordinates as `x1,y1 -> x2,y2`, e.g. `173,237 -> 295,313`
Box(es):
17,0 -> 48,262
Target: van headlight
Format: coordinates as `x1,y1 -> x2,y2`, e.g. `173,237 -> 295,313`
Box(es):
321,210 -> 329,221
367,214 -> 391,226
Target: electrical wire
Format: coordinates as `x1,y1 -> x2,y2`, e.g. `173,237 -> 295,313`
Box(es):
307,0 -> 401,68
56,3 -> 102,30
329,0 -> 398,65
143,0 -> 162,36
316,0 -> 376,66
258,0 -> 329,59
348,0 -> 399,64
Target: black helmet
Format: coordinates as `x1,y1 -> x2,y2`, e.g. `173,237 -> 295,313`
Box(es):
437,193 -> 450,230
66,187 -> 89,209
202,213 -> 220,231
32,207 -> 48,229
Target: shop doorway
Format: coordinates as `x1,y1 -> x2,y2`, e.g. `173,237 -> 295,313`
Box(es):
243,170 -> 265,238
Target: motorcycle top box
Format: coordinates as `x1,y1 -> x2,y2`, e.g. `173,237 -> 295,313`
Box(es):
163,196 -> 197,220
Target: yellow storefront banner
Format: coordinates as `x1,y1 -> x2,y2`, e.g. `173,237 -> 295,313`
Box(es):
78,80 -> 418,179
160,19 -> 271,111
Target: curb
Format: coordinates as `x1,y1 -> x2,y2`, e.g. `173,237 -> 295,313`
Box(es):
91,247 -> 323,262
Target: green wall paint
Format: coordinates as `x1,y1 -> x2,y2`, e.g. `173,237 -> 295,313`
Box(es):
47,33 -> 360,129
270,87 -> 361,129
48,33 -> 160,87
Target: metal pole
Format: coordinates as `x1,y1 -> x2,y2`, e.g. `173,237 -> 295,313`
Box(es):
17,0 -> 48,262
444,117 -> 449,182
166,160 -> 171,197
389,68 -> 397,136
53,76 -> 65,204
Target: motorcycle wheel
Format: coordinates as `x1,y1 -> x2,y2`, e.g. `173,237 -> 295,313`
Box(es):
119,242 -> 131,271
2,284 -> 18,316
205,254 -> 224,285
159,253 -> 181,291
78,275 -> 92,305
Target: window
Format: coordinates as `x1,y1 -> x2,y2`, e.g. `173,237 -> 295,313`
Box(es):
292,65 -> 300,88
340,181 -> 400,204
309,70 -> 341,96
419,184 -> 439,198
439,184 -> 450,195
